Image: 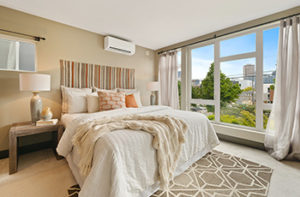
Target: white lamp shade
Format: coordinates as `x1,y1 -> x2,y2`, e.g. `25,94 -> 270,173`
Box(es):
147,81 -> 160,91
19,73 -> 51,92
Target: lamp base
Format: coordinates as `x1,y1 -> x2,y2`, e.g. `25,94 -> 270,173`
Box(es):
30,92 -> 42,123
150,93 -> 156,105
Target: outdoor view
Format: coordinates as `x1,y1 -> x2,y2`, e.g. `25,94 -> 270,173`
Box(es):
178,27 -> 279,130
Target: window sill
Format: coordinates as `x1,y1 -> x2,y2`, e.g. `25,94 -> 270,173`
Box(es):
212,122 -> 265,143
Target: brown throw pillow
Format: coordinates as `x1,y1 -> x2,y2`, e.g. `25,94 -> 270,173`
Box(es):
125,94 -> 138,108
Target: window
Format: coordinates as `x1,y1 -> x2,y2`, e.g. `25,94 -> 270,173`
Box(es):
191,44 -> 214,99
0,35 -> 36,72
220,58 -> 256,128
220,33 -> 256,57
262,27 -> 279,128
186,24 -> 279,131
190,44 -> 214,117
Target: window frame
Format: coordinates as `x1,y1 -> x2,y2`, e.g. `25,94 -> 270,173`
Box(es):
0,33 -> 37,72
185,22 -> 279,131
187,40 -> 218,120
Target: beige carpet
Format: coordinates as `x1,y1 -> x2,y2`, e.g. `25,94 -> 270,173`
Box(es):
68,150 -> 273,197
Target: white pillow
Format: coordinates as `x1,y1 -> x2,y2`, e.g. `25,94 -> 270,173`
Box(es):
61,86 -> 92,113
67,92 -> 88,113
132,92 -> 142,107
117,89 -> 142,107
87,92 -> 99,113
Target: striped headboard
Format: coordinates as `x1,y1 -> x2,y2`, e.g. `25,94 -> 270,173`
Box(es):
60,60 -> 135,89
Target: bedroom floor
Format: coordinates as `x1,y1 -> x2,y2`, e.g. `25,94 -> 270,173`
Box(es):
0,141 -> 299,197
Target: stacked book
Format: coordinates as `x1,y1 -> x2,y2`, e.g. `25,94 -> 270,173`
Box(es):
36,119 -> 58,126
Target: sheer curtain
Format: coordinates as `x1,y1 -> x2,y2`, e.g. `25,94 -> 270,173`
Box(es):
6,41 -> 19,70
265,16 -> 300,160
158,51 -> 179,109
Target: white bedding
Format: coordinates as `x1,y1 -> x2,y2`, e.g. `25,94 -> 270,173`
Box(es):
57,106 -> 219,197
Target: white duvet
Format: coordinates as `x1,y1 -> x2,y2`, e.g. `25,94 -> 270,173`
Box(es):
57,106 -> 219,197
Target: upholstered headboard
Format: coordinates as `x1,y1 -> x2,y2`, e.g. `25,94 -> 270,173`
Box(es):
60,60 -> 135,89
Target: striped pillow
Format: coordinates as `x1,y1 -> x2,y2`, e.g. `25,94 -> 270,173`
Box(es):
98,91 -> 126,111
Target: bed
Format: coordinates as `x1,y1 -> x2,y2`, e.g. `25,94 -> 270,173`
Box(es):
56,60 -> 220,197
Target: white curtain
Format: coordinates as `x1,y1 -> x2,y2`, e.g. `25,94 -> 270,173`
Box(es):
6,41 -> 19,70
159,51 -> 179,109
265,16 -> 300,160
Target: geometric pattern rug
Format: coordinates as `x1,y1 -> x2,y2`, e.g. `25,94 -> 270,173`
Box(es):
67,150 -> 273,197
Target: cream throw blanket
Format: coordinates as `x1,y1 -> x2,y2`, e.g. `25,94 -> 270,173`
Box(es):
72,114 -> 188,189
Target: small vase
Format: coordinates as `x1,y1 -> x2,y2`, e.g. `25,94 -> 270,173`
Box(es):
41,107 -> 53,120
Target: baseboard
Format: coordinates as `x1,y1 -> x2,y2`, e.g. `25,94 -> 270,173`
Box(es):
217,133 -> 265,150
212,123 -> 265,143
0,140 -> 54,159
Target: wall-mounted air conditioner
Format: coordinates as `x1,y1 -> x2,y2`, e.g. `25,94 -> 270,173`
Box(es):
104,36 -> 135,56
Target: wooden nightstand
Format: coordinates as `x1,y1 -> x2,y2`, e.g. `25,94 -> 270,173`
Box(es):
9,121 -> 64,174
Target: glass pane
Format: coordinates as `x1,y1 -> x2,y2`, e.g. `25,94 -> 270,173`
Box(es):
220,33 -> 256,57
263,27 -> 278,104
191,44 -> 214,99
0,37 -> 35,71
220,58 -> 256,128
177,51 -> 182,109
19,42 -> 36,71
190,103 -> 215,119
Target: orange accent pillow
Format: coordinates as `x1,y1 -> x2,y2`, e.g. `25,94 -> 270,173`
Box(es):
125,94 -> 138,108
97,91 -> 126,111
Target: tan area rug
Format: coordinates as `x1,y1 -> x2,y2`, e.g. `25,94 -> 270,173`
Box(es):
67,150 -> 273,197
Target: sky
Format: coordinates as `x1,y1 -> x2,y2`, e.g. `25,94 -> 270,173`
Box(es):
186,27 -> 279,80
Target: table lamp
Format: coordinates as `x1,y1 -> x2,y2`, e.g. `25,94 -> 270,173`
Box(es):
147,81 -> 160,105
19,73 -> 51,123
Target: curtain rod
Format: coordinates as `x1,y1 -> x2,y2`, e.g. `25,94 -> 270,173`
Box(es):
157,12 -> 300,55
0,28 -> 46,41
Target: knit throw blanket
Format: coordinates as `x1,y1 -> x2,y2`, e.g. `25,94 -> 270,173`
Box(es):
72,114 -> 188,189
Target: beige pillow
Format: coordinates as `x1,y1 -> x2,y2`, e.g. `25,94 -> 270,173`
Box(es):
87,92 -> 99,113
67,92 -> 88,113
98,91 -> 126,111
61,86 -> 92,113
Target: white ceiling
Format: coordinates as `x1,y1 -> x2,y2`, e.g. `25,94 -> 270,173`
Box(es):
0,0 -> 299,50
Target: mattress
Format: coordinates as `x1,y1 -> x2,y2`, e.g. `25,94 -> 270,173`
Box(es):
57,106 -> 219,197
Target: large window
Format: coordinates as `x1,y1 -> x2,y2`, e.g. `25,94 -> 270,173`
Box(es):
186,24 -> 279,131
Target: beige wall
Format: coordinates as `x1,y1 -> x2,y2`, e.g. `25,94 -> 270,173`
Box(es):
0,6 -> 155,151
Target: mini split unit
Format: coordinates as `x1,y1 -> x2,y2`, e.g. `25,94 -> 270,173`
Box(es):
104,36 -> 135,56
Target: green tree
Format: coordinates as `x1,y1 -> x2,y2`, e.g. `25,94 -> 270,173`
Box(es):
239,110 -> 256,127
178,80 -> 181,97
192,63 -> 242,104
243,86 -> 253,92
